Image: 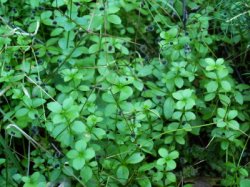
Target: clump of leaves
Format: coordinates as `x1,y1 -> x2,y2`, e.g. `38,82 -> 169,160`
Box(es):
0,0 -> 250,186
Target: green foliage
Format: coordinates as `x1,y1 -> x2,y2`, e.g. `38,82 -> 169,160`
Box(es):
0,0 -> 250,186
66,139 -> 95,170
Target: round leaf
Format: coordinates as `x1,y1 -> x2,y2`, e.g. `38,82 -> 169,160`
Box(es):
158,148 -> 168,157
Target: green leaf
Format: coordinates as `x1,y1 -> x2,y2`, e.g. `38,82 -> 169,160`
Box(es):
205,58 -> 215,65
172,111 -> 182,120
32,98 -> 46,108
164,136 -> 172,144
176,100 -> 185,110
57,38 -> 66,50
0,158 -> 5,165
107,7 -> 120,14
126,153 -> 144,164
184,111 -> 196,121
158,148 -> 168,157
63,97 -> 74,109
227,110 -> 238,120
72,47 -> 87,57
183,89 -> 193,97
168,151 -> 179,159
240,179 -> 250,187
63,20 -> 76,31
204,93 -> 216,101
120,86 -> 133,101
16,108 -> 29,117
172,91 -> 183,100
138,65 -> 153,77
80,166 -> 93,182
166,160 -> 176,170
173,89 -> 193,100
133,80 -> 144,91
205,72 -> 216,79
138,177 -> 151,187
239,168 -> 248,177
217,120 -> 227,128
235,91 -> 243,105
185,99 -> 195,110
216,58 -> 224,65
156,158 -> 166,165
228,120 -> 239,130
221,80 -> 232,91
90,15 -> 103,30
72,157 -> 85,170
174,77 -> 184,88
107,15 -> 122,24
92,128 -> 106,139
116,165 -> 129,180
66,150 -> 78,159
217,108 -> 226,118
163,97 -> 175,119
168,27 -> 178,37
217,69 -> 229,79
102,92 -> 115,103
23,96 -> 32,107
168,122 -> 178,131
175,136 -> 185,145
41,11 -> 52,20
84,148 -> 95,160
138,163 -> 155,172
221,141 -> 229,150
88,44 -> 99,54
79,85 -> 90,91
51,28 -> 64,36
47,102 -> 62,113
206,81 -> 218,93
71,121 -> 86,134
75,140 -> 87,151
219,94 -> 231,105
166,172 -> 176,182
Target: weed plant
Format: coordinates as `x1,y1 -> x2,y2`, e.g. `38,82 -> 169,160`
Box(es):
0,0 -> 250,186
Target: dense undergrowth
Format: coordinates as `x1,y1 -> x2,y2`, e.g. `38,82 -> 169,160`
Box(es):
0,0 -> 250,186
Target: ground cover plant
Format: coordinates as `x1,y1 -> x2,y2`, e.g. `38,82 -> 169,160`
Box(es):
0,0 -> 250,186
